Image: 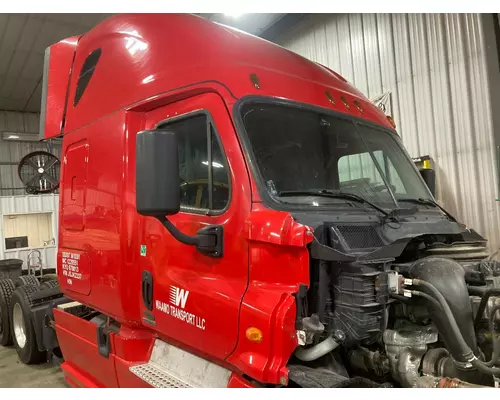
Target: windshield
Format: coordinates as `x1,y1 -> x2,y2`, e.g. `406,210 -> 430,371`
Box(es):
240,102 -> 432,210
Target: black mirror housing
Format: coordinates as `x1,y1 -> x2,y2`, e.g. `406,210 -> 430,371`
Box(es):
136,129 -> 223,258
136,129 -> 180,216
419,169 -> 436,197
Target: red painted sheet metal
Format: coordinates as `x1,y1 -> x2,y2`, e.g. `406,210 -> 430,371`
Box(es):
40,36 -> 79,140
227,373 -> 257,388
58,14 -> 390,134
54,308 -> 118,387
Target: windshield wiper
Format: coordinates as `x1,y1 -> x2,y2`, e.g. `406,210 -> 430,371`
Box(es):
397,197 -> 457,222
278,190 -> 421,222
278,189 -> 392,218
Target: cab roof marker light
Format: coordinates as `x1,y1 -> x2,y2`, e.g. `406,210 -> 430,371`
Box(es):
250,73 -> 260,89
387,115 -> 396,129
353,100 -> 363,113
340,96 -> 350,110
325,91 -> 336,105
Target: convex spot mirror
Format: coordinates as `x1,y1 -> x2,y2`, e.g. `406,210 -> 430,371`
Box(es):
136,129 -> 180,216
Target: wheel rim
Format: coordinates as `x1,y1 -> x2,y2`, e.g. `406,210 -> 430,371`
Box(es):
12,303 -> 26,348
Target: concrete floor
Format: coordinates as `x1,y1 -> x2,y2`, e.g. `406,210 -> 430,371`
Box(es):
0,345 -> 67,388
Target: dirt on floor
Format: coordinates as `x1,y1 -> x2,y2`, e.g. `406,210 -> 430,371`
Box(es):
0,345 -> 67,388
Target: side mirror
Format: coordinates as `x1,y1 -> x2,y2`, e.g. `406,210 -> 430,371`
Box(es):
135,129 -> 223,258
419,169 -> 436,197
136,129 -> 180,216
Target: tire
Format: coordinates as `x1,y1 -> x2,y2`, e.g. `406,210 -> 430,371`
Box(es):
10,285 -> 46,364
39,280 -> 59,290
39,274 -> 57,283
15,275 -> 40,288
0,279 -> 15,345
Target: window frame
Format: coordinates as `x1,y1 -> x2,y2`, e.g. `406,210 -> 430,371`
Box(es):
155,109 -> 232,216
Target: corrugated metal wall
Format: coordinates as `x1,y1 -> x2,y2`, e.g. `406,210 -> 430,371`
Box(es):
278,13 -> 500,252
0,111 -> 62,195
0,194 -> 58,271
0,110 -> 40,132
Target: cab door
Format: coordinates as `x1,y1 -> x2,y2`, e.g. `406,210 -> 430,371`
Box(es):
139,92 -> 251,360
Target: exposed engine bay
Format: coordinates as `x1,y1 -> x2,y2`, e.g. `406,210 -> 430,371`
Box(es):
288,217 -> 500,388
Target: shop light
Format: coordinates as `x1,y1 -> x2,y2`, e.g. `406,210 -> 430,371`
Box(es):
224,13 -> 245,19
2,132 -> 40,142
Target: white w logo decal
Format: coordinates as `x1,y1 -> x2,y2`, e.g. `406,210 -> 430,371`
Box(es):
169,286 -> 189,309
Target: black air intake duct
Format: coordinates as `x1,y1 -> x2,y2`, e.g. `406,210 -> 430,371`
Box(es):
409,257 -> 479,360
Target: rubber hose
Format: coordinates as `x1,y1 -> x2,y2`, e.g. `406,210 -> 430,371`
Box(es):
441,356 -> 493,386
474,288 -> 500,329
412,279 -> 472,359
390,293 -> 412,304
390,292 -> 443,310
467,285 -> 487,296
294,336 -> 339,362
484,304 -> 500,367
411,290 -> 443,310
470,357 -> 500,376
412,279 -> 500,376
410,258 -> 479,358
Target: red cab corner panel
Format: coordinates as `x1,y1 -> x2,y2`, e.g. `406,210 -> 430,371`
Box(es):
227,373 -> 257,388
227,293 -> 298,385
40,35 -> 80,140
244,207 -> 314,247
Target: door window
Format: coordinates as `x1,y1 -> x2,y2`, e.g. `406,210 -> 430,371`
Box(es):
158,113 -> 230,213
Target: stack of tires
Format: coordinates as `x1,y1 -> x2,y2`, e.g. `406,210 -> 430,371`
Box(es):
0,263 -> 59,364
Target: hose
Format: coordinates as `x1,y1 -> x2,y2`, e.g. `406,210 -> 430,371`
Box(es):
294,336 -> 340,362
411,290 -> 443,310
470,357 -> 500,377
390,291 -> 442,310
468,285 -> 487,296
411,279 -> 472,355
410,258 -> 479,357
410,278 -> 500,376
484,304 -> 500,367
390,293 -> 412,304
474,288 -> 500,329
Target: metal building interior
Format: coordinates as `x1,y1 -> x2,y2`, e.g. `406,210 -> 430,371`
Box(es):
0,12 -> 499,388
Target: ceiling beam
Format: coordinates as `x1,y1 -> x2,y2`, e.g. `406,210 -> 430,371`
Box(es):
259,13 -> 309,42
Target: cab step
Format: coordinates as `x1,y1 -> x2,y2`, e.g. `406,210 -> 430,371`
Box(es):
129,363 -> 192,388
129,339 -> 232,388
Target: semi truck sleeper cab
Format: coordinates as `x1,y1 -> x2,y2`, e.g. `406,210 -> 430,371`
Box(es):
0,13 -> 499,388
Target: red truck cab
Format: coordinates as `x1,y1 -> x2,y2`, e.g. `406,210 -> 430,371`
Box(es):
36,13 -> 421,388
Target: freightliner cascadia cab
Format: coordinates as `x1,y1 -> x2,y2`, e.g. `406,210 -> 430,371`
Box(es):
30,13 -> 499,388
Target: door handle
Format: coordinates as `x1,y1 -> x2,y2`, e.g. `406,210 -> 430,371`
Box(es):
142,270 -> 153,311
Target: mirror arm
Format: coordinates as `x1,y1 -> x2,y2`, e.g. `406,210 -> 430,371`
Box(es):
156,216 -> 223,258
157,216 -> 199,246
